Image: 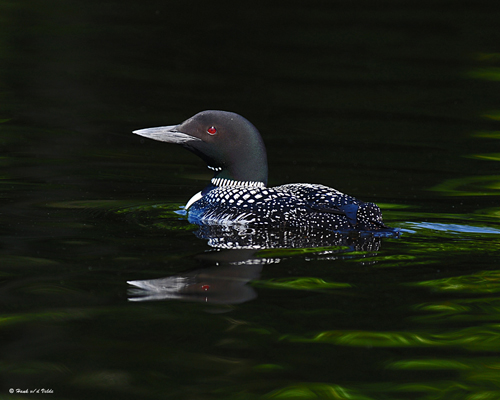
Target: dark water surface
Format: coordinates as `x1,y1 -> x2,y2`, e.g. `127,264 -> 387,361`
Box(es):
2,1 -> 500,399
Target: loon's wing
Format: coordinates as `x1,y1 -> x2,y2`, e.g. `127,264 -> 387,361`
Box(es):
306,202 -> 359,226
278,183 -> 360,226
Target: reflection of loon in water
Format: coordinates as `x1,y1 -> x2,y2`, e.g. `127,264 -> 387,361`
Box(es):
192,222 -> 390,250
128,225 -> 389,305
128,250 -> 265,305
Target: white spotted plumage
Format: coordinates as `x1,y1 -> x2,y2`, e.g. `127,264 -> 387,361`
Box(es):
186,181 -> 386,231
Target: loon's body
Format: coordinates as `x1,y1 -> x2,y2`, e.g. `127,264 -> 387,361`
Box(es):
134,110 -> 391,232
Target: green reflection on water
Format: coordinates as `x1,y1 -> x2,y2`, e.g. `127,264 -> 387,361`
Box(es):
261,359 -> 500,400
253,363 -> 285,371
474,131 -> 500,139
348,254 -> 421,269
0,309 -> 91,327
375,203 -> 412,210
477,53 -> 500,61
385,357 -> 500,400
468,68 -> 500,81
387,383 -> 500,400
264,383 -> 372,400
388,359 -> 470,370
415,302 -> 471,318
431,175 -> 500,196
342,222 -> 500,271
484,113 -> 500,121
415,270 -> 500,293
283,324 -> 500,351
471,153 -> 500,162
116,203 -> 196,231
254,277 -> 351,291
412,296 -> 500,325
433,126 -> 500,196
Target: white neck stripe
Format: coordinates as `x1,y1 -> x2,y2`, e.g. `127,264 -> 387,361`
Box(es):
211,177 -> 265,188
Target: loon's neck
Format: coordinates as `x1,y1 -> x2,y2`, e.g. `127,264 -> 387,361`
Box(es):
211,177 -> 266,188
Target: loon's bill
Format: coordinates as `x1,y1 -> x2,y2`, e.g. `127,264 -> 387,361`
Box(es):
133,125 -> 202,145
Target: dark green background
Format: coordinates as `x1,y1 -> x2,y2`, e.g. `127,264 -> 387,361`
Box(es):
1,1 -> 500,399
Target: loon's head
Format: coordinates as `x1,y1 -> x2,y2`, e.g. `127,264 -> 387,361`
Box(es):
133,110 -> 268,186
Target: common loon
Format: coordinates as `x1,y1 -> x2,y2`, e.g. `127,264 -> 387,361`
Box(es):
134,110 -> 394,233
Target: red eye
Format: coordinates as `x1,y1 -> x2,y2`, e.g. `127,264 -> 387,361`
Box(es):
207,126 -> 217,135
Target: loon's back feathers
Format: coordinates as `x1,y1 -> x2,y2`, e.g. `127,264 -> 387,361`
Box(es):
134,110 -> 392,232
188,182 -> 385,231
